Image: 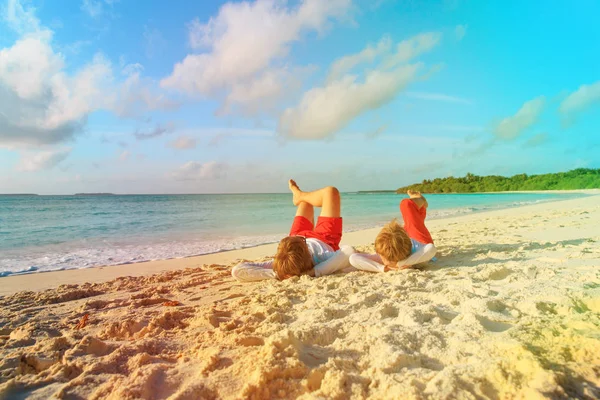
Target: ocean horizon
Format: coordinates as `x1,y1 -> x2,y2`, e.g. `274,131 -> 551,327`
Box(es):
0,192 -> 588,277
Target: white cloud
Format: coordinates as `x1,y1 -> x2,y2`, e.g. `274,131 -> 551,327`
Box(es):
367,124 -> 388,139
61,39 -> 93,55
46,54 -> 114,128
0,39 -> 113,147
121,62 -> 143,76
3,0 -> 50,39
406,91 -> 472,104
167,136 -> 197,150
559,81 -> 600,117
493,96 -> 545,140
170,161 -> 227,180
278,30 -> 443,140
112,64 -> 179,118
17,148 -> 71,171
81,0 -> 103,18
0,36 -> 64,100
0,0 -> 175,149
327,36 -> 392,82
279,63 -> 422,139
208,133 -> 234,146
384,32 -> 441,69
218,67 -> 305,116
455,24 -> 467,41
81,0 -> 118,18
161,0 -> 352,115
326,32 -> 440,83
524,132 -> 548,148
143,25 -> 167,59
274,31 -> 445,140
134,121 -> 176,140
118,150 -> 130,161
208,128 -> 273,146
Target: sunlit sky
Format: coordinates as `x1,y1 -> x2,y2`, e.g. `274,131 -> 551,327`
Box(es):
1,0 -> 599,194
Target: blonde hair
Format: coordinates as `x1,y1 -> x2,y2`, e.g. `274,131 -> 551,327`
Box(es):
273,236 -> 313,280
375,219 -> 412,263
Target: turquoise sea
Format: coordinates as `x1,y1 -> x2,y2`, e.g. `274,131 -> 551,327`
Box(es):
0,192 -> 586,276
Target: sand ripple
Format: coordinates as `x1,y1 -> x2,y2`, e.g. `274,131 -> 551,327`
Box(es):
1,201 -> 599,399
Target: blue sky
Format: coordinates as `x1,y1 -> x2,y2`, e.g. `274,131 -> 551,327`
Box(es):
0,0 -> 599,194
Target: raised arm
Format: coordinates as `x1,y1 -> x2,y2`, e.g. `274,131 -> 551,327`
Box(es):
231,260 -> 276,282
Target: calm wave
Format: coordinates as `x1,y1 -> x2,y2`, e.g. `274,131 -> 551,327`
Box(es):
0,192 -> 586,276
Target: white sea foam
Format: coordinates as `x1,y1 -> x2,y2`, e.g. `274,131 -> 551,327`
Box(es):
0,234 -> 285,276
0,194 -> 583,276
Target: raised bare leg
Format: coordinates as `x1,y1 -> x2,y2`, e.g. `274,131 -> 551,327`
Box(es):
295,202 -> 314,225
407,190 -> 428,209
400,192 -> 434,244
289,179 -> 340,218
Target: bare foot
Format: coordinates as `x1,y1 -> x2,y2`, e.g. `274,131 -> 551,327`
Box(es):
288,179 -> 302,206
407,190 -> 422,199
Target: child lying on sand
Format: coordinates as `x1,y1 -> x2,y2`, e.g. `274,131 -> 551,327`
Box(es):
232,180 -> 355,281
350,191 -> 437,272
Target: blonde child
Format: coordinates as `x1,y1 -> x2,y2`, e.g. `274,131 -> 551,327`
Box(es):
232,180 -> 355,281
349,191 -> 436,272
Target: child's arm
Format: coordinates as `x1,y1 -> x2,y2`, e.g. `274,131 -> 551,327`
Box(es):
231,260 -> 276,282
313,245 -> 356,277
349,253 -> 386,272
398,243 -> 436,268
349,243 -> 437,273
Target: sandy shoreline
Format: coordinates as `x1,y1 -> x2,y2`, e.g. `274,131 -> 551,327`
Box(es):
2,190 -> 598,297
1,193 -> 599,399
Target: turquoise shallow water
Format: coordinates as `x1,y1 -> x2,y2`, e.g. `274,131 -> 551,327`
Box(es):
0,192 -> 586,275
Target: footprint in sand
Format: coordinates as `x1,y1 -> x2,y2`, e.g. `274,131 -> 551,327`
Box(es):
206,309 -> 233,328
294,325 -> 345,347
477,266 -> 513,281
379,304 -> 399,319
486,299 -> 507,313
475,315 -> 512,332
83,299 -> 112,310
132,298 -> 174,308
19,354 -> 59,374
321,307 -> 350,321
99,319 -> 147,340
146,310 -> 191,331
433,307 -> 459,324
66,335 -> 115,358
213,293 -> 245,303
535,302 -> 557,315
298,344 -> 330,368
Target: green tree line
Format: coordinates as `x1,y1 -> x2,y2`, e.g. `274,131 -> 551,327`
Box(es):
396,168 -> 600,193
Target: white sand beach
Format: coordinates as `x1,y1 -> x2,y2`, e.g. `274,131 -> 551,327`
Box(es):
1,193 -> 599,399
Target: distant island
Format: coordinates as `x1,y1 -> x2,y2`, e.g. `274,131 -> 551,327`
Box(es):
357,190 -> 396,194
73,193 -> 115,196
397,168 -> 600,193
